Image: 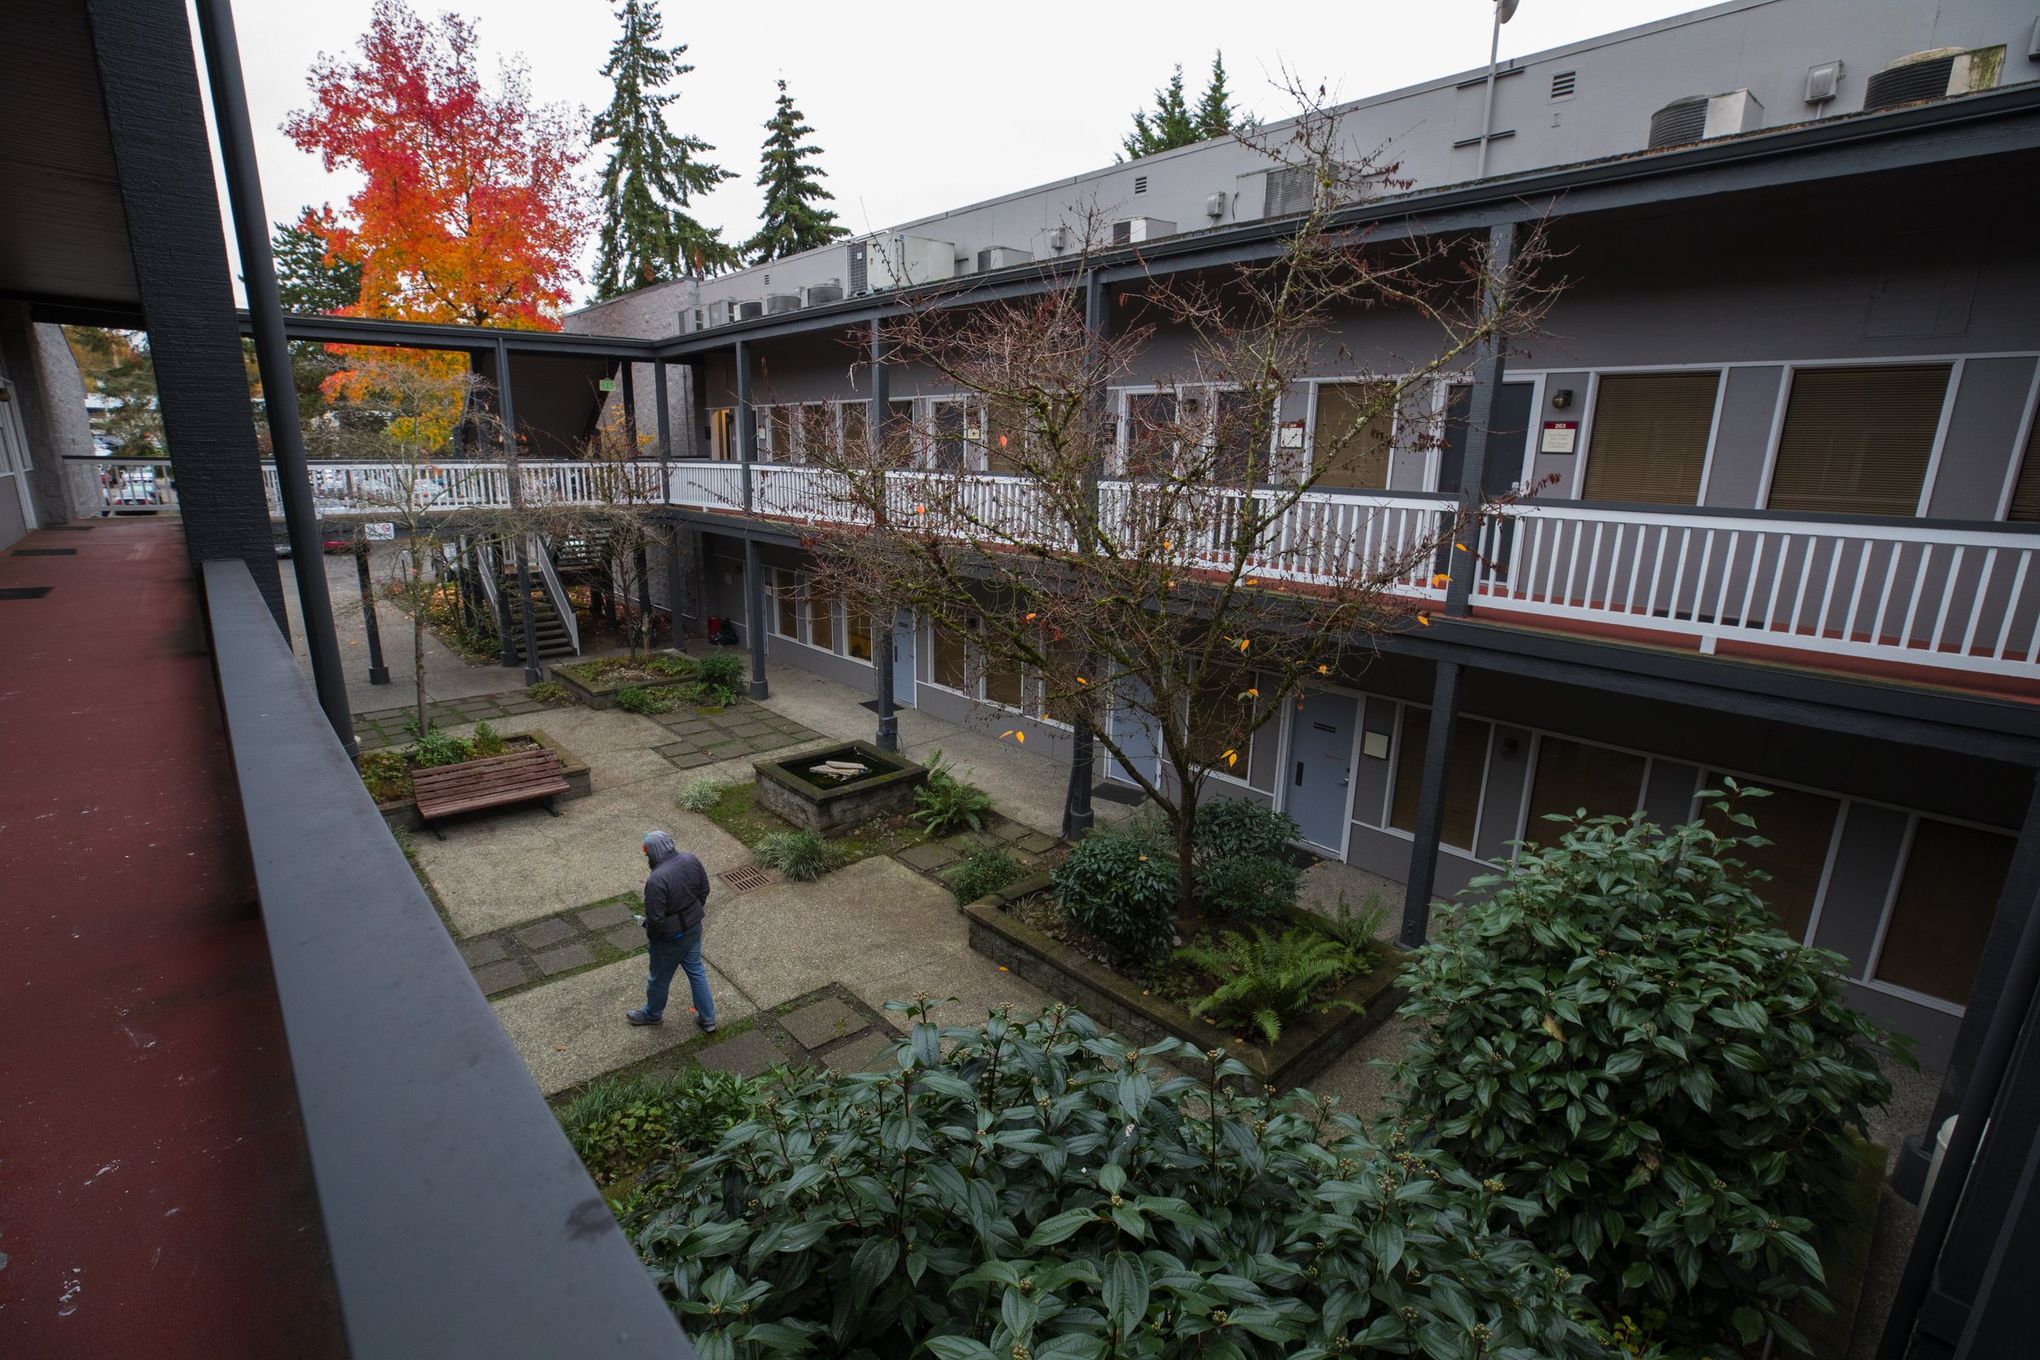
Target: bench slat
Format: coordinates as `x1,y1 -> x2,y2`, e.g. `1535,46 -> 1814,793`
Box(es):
411,747 -> 566,823
419,779 -> 570,819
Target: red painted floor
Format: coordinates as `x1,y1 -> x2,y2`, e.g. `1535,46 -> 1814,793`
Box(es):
0,520 -> 345,1357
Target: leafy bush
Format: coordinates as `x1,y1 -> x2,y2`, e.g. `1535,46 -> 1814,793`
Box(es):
1195,853 -> 1301,922
469,721 -> 508,757
695,651 -> 745,693
677,777 -> 725,814
616,684 -> 683,715
947,846 -> 1022,906
558,1068 -> 760,1187
359,748 -> 411,803
627,1003 -> 1606,1359
913,751 -> 994,836
1193,797 -> 1299,862
527,680 -> 573,707
1390,793 -> 1902,1355
1050,829 -> 1178,966
644,652 -> 699,679
754,829 -> 838,882
1177,927 -> 1361,1045
411,726 -> 472,768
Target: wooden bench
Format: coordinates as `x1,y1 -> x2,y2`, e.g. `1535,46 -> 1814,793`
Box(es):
412,748 -> 569,838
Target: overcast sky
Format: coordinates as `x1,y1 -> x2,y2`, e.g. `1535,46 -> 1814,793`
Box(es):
193,0 -> 1707,308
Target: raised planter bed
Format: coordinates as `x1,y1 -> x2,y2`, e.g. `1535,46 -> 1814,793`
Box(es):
755,741 -> 928,836
377,730 -> 591,832
965,873 -> 1406,1091
551,653 -> 697,711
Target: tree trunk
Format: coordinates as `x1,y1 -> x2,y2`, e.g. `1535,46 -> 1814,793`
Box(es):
411,558 -> 428,735
1175,794 -> 1200,917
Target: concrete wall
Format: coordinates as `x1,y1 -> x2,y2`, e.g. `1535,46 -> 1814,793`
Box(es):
0,306 -> 103,543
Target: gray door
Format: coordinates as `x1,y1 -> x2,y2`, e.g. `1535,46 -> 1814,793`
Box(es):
1287,691 -> 1357,852
890,615 -> 917,708
1107,676 -> 1160,787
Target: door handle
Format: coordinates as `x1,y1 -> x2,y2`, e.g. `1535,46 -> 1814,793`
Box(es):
1295,762 -> 1305,787
1338,777 -> 1349,787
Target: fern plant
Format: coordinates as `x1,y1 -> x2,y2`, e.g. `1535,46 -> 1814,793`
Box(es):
754,829 -> 838,882
1177,927 -> 1361,1046
912,750 -> 993,836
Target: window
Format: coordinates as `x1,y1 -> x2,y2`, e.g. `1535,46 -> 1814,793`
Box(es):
1209,389 -> 1269,483
765,405 -> 795,464
709,408 -> 734,460
1550,70 -> 1576,99
931,622 -> 968,690
1189,664 -> 1257,773
846,611 -> 873,661
1388,708 -> 1491,852
807,586 -> 836,651
930,398 -> 973,472
798,403 -> 833,462
1874,817 -> 2014,1003
840,400 -> 870,458
1581,371 -> 1720,505
1766,364 -> 1950,516
772,569 -> 798,637
1122,391 -> 1177,476
1524,735 -> 1646,831
985,396 -> 1027,475
1701,776 -> 1841,941
1312,382 -> 1394,490
2005,400 -> 2040,521
983,654 -> 1024,708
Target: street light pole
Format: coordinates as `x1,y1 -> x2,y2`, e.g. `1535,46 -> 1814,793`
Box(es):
1476,0 -> 1520,179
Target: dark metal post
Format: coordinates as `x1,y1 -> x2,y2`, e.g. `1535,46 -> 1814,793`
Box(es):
1895,775 -> 2040,1199
495,342 -> 542,684
1064,271 -> 1110,841
734,339 -> 767,698
869,321 -> 899,752
1398,660 -> 1464,947
1444,220 -> 1516,618
191,0 -> 355,755
355,540 -> 389,685
620,359 -> 638,453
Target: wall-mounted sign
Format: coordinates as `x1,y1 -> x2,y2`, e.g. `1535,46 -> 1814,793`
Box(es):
1540,420 -> 1578,454
598,378 -> 618,392
363,522 -> 395,541
1279,420 -> 1307,449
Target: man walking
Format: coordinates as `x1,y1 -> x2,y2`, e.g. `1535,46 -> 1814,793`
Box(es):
627,830 -> 716,1031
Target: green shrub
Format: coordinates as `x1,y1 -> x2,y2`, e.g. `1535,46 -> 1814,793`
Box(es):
1318,890 -> 1388,961
754,829 -> 838,882
946,846 -> 1022,906
527,680 -> 573,706
616,685 -> 682,715
677,777 -> 724,814
626,1003 -> 1606,1359
411,726 -> 472,767
695,651 -> 744,692
359,748 -> 411,803
643,652 -> 699,679
912,750 -> 994,836
557,1068 -> 760,1186
1390,790 -> 1902,1355
1192,796 -> 1299,861
469,721 -> 508,757
1195,853 -> 1301,922
1176,927 -> 1361,1045
1050,829 -> 1178,966
689,679 -> 742,709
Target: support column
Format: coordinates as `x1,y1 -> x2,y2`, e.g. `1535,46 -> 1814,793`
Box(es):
356,541 -> 389,685
869,321 -> 899,753
1398,660 -> 1464,947
1444,220 -> 1517,618
1894,774 -> 2040,1199
619,359 -> 638,452
655,359 -> 681,644
1064,271 -> 1110,841
734,339 -> 767,698
735,340 -> 756,514
495,343 -> 542,685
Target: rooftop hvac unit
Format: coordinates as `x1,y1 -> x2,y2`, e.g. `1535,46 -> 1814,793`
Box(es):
764,293 -> 801,315
976,246 -> 1032,272
1863,46 -> 2005,112
1111,216 -> 1175,246
801,282 -> 843,307
845,234 -> 955,293
1646,89 -> 1763,150
705,299 -> 737,327
1804,60 -> 1843,105
1047,226 -> 1070,252
735,300 -> 764,321
1205,191 -> 1226,219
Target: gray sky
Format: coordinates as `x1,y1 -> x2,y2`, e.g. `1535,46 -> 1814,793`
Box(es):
195,0 -> 1708,307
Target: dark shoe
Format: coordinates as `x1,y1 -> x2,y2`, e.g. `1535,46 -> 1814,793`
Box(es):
694,1013 -> 717,1034
627,1008 -> 663,1027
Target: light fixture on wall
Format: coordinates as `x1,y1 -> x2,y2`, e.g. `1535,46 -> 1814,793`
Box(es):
1551,389 -> 1574,410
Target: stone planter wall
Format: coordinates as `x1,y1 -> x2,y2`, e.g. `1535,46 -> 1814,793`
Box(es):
377,730 -> 591,832
755,741 -> 928,836
550,662 -> 693,712
964,873 -> 1406,1091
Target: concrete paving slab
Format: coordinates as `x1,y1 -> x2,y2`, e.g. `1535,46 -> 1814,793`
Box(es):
696,1028 -> 792,1079
602,924 -> 646,954
818,1031 -> 894,1074
514,918 -> 576,950
577,901 -> 635,930
471,960 -> 532,996
458,936 -> 508,966
491,955 -> 754,1096
781,996 -> 863,1050
852,951 -> 1058,1037
532,942 -> 594,976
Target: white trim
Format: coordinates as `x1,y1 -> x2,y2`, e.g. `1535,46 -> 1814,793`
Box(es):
1695,368 -> 1732,506
1568,371 -> 1603,503
1379,699 -> 1497,858
1798,800 -> 1851,950
1992,359 -> 2040,522
1861,813 -> 1919,985
1853,977 -> 1966,1018
1506,349 -> 2040,380
1915,357 -> 1965,517
1276,686 -> 1369,859
1754,364 -> 1797,509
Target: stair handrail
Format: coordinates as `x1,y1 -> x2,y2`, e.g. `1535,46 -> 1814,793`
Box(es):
475,538 -> 502,620
530,535 -> 580,656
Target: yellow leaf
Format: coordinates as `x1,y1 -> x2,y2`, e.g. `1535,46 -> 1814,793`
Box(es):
1138,854 -> 1149,862
1430,572 -> 1450,587
1237,637 -> 1251,653
1243,577 -> 1258,586
1454,542 -> 1469,552
1541,1014 -> 1567,1044
1025,612 -> 1038,621
1015,731 -> 1025,743
1222,748 -> 1238,767
915,503 -> 927,515
1244,687 -> 1260,699
1001,730 -> 1016,739
1316,664 -> 1330,676
1416,613 -> 1432,627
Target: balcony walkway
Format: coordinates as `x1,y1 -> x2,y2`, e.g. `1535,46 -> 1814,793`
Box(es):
0,520 -> 344,1357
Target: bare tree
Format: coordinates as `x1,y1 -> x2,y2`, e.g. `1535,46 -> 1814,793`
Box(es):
804,90 -> 1555,911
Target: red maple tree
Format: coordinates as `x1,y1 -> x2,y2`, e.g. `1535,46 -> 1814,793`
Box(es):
285,0 -> 591,332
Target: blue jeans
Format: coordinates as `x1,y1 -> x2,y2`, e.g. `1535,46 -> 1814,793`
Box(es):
646,924 -> 714,1025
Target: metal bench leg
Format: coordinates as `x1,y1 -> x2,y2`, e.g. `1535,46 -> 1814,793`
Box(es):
430,820 -> 446,841
543,797 -> 560,818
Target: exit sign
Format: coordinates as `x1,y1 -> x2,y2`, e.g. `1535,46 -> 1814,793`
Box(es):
598,378 -> 617,392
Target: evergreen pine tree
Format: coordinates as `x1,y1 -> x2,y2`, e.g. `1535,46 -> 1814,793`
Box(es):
741,79 -> 847,265
590,0 -> 736,299
272,207 -> 362,315
1194,52 -> 1237,140
1121,65 -> 1197,160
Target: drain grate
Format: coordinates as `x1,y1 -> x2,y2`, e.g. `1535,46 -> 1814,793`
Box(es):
718,864 -> 774,893
13,548 -> 77,556
0,586 -> 54,600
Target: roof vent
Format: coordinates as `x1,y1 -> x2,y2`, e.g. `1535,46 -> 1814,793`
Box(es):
1550,70 -> 1576,100
1863,46 -> 2004,112
1647,89 -> 1763,150
1204,191 -> 1226,219
1133,174 -> 1149,195
1804,60 -> 1843,104
1262,166 -> 1314,217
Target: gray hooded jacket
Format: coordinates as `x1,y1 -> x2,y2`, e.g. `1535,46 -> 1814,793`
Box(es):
642,831 -> 709,940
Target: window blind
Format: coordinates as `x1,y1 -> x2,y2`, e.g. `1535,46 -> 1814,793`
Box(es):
1875,817 -> 2012,1002
1525,736 -> 1646,834
1580,371 -> 1720,504
1312,382 -> 1394,490
1766,365 -> 1949,516
1388,708 -> 1490,851
1701,776 -> 1839,942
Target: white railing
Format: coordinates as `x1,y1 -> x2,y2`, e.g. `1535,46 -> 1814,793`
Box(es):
65,456 -> 177,512
267,455 -> 2040,683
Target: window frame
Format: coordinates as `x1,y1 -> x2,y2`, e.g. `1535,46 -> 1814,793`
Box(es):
1572,367 -> 1727,507
1303,375 -> 1412,492
1756,359 -> 1961,518
1861,810 -> 2015,1014
1382,701 -> 1497,856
